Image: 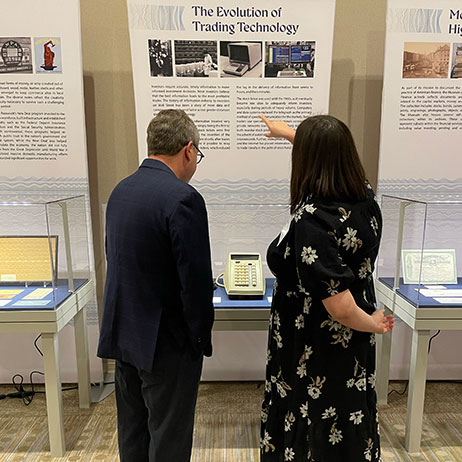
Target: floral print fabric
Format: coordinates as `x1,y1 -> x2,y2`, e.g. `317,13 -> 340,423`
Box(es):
261,188 -> 383,462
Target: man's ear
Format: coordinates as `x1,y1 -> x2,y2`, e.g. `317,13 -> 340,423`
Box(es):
183,141 -> 194,162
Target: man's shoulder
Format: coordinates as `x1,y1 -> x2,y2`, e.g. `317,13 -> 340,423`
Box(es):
108,167 -> 204,207
147,169 -> 202,202
171,182 -> 206,212
176,180 -> 202,198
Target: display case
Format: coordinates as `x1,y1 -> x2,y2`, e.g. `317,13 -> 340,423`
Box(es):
376,194 -> 462,308
0,195 -> 90,310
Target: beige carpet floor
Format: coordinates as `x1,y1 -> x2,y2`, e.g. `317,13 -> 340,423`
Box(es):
0,381 -> 460,461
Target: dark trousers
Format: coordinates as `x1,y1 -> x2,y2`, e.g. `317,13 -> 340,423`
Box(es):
115,333 -> 203,462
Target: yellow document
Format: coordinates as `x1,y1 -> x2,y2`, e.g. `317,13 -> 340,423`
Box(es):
0,236 -> 57,282
0,289 -> 24,299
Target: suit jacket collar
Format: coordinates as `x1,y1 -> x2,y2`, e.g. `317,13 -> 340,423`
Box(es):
140,158 -> 176,177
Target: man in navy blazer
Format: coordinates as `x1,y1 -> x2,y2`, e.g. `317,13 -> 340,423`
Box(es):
97,109 -> 214,462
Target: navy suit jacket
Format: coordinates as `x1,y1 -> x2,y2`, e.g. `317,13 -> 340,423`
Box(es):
97,158 -> 214,371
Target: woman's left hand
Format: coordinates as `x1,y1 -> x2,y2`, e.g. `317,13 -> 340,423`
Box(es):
371,309 -> 394,334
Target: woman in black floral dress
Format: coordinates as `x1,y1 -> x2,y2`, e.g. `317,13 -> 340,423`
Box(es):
259,115 -> 394,462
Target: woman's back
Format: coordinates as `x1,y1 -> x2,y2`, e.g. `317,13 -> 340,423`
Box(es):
262,187 -> 384,462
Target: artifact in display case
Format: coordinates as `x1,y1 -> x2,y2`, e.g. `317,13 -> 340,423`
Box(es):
220,252 -> 265,299
376,195 -> 462,308
0,195 -> 91,311
208,202 -> 288,305
0,235 -> 58,284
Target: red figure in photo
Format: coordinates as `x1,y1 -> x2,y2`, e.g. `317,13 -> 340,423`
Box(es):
42,40 -> 56,70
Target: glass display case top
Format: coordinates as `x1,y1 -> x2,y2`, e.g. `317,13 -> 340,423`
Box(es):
377,194 -> 462,308
0,195 -> 90,310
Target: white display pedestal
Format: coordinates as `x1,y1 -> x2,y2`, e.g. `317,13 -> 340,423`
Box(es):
0,281 -> 93,457
375,278 -> 462,453
202,281 -> 271,381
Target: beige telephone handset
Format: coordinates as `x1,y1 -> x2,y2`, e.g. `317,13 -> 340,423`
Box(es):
223,252 -> 265,299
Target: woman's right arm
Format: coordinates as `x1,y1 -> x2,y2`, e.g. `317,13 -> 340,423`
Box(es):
322,289 -> 394,334
259,114 -> 296,144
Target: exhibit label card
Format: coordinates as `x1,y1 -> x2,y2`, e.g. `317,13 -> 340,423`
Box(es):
418,289 -> 462,297
402,249 -> 457,284
23,288 -> 53,300
434,297 -> 462,304
126,0 -> 336,181
13,300 -> 51,307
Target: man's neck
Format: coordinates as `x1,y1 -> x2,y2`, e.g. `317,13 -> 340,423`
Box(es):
148,155 -> 190,182
149,155 -> 178,175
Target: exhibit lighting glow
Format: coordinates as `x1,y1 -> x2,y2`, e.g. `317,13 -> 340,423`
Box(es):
1,202 -> 35,206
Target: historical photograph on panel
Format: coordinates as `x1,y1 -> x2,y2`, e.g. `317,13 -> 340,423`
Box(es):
174,40 -> 218,77
403,42 -> 450,79
0,37 -> 33,74
264,41 -> 316,78
219,41 -> 262,78
148,40 -> 173,77
450,43 -> 462,78
34,38 -> 63,73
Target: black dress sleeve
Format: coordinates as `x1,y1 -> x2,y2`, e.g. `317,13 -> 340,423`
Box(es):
292,210 -> 355,300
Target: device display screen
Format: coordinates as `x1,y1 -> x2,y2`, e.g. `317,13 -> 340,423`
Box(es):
231,254 -> 259,260
229,45 -> 250,63
268,46 -> 289,64
291,45 -> 311,63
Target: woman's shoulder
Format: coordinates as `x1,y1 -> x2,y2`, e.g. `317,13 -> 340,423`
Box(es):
296,187 -> 379,229
294,196 -> 351,231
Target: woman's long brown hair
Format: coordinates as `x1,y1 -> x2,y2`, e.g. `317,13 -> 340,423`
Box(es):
290,115 -> 367,214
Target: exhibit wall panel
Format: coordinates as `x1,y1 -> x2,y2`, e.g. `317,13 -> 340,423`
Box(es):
0,0 -> 103,382
378,1 -> 462,198
126,0 -> 336,380
378,0 -> 462,379
127,0 -> 335,183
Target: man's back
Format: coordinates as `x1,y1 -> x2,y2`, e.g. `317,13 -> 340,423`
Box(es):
99,109 -> 213,462
98,158 -> 214,371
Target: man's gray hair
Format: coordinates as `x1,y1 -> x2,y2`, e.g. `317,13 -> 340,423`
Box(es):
147,109 -> 199,156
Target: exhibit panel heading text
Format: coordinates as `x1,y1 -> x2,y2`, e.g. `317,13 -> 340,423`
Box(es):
450,10 -> 462,36
191,6 -> 299,35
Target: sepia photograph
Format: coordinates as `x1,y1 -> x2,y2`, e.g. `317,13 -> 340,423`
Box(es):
403,42 -> 450,79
